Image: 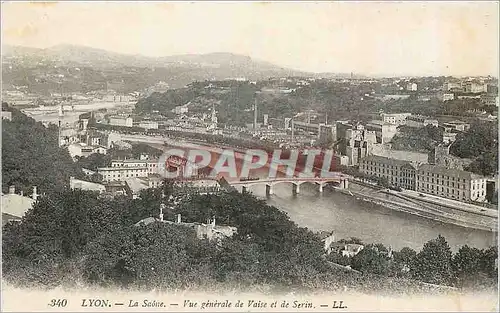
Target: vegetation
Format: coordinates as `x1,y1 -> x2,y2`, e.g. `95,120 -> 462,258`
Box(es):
4,179 -> 496,293
1,103 -> 85,195
326,234 -> 497,290
450,121 -> 498,176
390,125 -> 443,153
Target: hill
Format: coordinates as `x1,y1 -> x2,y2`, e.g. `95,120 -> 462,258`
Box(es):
1,103 -> 84,195
2,45 -> 308,90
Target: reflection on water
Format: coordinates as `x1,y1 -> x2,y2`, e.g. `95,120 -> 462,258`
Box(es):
239,183 -> 497,252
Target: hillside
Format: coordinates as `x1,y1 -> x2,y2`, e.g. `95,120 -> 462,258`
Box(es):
1,103 -> 85,195
2,45 -> 308,91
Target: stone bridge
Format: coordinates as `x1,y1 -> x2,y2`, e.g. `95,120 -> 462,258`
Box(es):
229,175 -> 349,196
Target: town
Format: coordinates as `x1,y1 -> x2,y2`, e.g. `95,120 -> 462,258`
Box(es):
1,2 -> 498,310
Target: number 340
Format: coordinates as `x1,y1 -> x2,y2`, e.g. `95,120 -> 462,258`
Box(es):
49,299 -> 67,307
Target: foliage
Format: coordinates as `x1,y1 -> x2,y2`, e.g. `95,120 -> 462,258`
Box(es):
351,244 -> 390,275
1,103 -> 85,195
411,235 -> 454,285
391,125 -> 443,153
450,121 -> 498,176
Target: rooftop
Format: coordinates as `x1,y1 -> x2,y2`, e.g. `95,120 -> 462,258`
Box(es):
418,164 -> 484,180
361,155 -> 416,169
2,193 -> 35,219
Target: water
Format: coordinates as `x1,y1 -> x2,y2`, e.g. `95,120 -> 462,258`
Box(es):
238,182 -> 497,252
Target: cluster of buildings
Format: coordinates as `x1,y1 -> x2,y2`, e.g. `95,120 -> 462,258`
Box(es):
359,156 -> 488,202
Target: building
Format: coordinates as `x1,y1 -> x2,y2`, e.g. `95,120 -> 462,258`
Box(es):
464,82 -> 487,93
365,120 -> 398,144
429,145 -> 473,171
406,115 -> 439,128
2,111 -> 12,120
138,120 -> 159,130
441,120 -> 470,132
98,159 -> 160,182
70,177 -> 106,193
125,175 -> 164,198
406,83 -> 418,92
360,155 -> 417,190
292,121 -> 321,135
442,132 -> 458,144
67,143 -> 107,160
135,214 -> 237,242
318,124 -> 337,142
316,231 -> 336,255
437,93 -> 455,102
416,165 -> 487,202
2,186 -> 37,225
338,122 -> 378,166
173,105 -> 189,115
444,81 -> 463,92
481,94 -> 499,107
109,116 -> 133,127
380,113 -> 411,126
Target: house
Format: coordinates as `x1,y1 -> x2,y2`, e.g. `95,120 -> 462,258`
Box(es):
416,164 -> 487,202
67,143 -> 107,160
2,186 -> 37,226
317,231 -> 336,255
70,177 -> 106,193
134,213 -> 237,242
2,111 -> 12,120
342,244 -> 365,257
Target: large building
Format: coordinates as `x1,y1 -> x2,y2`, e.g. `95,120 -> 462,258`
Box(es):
406,82 -> 418,92
318,123 -> 337,142
67,143 -> 107,160
380,113 -> 411,126
365,120 -> 398,144
359,155 -> 417,190
464,82 -> 487,94
340,123 -> 378,166
481,94 -> 499,107
406,115 -> 439,128
416,165 -> 487,202
98,159 -> 160,182
109,116 -> 133,127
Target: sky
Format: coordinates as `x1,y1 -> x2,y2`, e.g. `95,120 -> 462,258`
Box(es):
2,1 -> 499,77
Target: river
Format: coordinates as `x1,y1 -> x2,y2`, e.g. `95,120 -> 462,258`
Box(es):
235,182 -> 497,253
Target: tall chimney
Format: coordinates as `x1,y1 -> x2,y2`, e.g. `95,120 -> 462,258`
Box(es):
32,186 -> 38,201
253,98 -> 258,130
177,213 -> 181,224
8,185 -> 15,194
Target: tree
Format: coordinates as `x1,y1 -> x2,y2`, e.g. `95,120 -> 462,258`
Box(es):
479,246 -> 498,278
2,104 -> 85,194
411,235 -> 453,285
351,244 -> 390,275
451,245 -> 483,287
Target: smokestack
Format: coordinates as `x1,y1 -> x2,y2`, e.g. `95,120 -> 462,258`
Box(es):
253,98 -> 258,130
32,186 -> 38,201
8,185 -> 15,194
177,213 -> 181,224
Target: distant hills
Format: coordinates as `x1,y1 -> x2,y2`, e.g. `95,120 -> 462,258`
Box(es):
2,44 -> 368,93
2,44 -> 309,77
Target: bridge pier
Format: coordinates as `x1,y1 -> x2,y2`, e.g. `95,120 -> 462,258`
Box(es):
266,184 -> 274,196
292,183 -> 300,195
342,179 -> 349,189
318,183 -> 324,193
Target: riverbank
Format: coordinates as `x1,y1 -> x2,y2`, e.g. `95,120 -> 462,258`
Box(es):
334,182 -> 498,233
